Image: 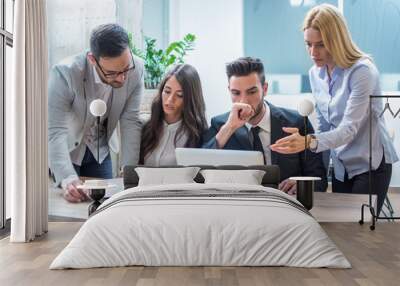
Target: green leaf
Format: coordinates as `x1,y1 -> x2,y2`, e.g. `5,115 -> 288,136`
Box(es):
130,32 -> 197,87
166,55 -> 177,66
166,42 -> 179,55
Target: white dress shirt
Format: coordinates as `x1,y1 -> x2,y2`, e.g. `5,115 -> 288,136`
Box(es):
245,103 -> 272,165
144,120 -> 188,166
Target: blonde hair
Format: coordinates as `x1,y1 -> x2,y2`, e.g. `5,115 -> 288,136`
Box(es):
302,4 -> 367,68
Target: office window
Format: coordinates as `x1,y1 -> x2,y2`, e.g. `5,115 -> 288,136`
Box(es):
5,0 -> 13,33
344,0 -> 400,92
142,0 -> 169,49
4,44 -> 11,221
0,43 -> 3,229
244,0 -> 338,94
244,0 -> 400,94
1,0 -> 14,229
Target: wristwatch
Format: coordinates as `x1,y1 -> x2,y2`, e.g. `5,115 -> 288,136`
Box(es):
308,134 -> 318,151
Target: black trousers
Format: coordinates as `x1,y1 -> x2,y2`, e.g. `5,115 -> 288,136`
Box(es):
332,156 -> 392,215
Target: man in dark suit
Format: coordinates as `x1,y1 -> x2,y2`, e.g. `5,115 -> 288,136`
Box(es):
202,57 -> 327,193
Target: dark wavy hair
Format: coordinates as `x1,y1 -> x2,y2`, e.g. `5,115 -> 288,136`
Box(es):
90,23 -> 129,59
140,64 -> 208,163
226,57 -> 266,85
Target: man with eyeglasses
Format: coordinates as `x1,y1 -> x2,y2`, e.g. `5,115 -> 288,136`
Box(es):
48,23 -> 144,203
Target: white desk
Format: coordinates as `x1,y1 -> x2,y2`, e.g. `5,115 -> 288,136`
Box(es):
48,178 -> 124,220
48,183 -> 398,222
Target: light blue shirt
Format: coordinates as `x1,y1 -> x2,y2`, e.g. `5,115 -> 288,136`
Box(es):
309,57 -> 398,181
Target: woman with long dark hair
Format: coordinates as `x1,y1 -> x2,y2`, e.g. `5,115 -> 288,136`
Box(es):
140,64 -> 208,166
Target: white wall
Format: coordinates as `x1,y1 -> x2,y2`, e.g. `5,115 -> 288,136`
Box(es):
47,0 -> 116,68
168,0 -> 244,121
47,0 -> 143,68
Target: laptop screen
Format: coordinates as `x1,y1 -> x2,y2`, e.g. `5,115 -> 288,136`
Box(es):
175,148 -> 265,166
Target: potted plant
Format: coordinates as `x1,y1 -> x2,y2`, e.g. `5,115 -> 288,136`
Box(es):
129,33 -> 196,115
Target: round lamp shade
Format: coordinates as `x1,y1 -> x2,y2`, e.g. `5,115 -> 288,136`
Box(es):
89,99 -> 107,117
297,99 -> 314,117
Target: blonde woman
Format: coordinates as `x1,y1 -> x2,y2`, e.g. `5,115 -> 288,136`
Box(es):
270,4 -> 398,214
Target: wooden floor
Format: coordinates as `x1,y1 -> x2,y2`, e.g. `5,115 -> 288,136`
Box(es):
1,222 -> 399,286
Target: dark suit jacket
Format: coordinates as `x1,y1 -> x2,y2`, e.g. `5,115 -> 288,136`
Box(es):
202,102 -> 328,192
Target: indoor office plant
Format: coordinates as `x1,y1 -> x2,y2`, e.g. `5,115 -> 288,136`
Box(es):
129,33 -> 196,89
129,33 -> 196,116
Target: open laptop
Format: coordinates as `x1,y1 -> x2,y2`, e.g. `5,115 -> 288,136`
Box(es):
175,148 -> 265,166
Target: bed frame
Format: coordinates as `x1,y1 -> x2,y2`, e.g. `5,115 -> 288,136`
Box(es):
123,165 -> 280,189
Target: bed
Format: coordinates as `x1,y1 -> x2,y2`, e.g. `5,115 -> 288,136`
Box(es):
50,165 -> 350,269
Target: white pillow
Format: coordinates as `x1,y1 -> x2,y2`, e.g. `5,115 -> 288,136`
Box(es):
135,167 -> 200,186
200,169 -> 266,185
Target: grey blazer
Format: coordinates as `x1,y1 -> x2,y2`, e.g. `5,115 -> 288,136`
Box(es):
48,53 -> 144,185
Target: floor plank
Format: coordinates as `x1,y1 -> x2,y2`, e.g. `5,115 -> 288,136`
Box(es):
1,222 -> 400,286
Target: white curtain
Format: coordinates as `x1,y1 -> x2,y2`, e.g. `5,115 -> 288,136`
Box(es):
7,0 -> 48,242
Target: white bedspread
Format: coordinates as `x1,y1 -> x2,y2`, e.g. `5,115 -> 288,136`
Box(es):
50,183 -> 351,269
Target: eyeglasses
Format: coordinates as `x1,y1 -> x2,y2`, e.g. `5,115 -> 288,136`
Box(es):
94,51 -> 135,79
